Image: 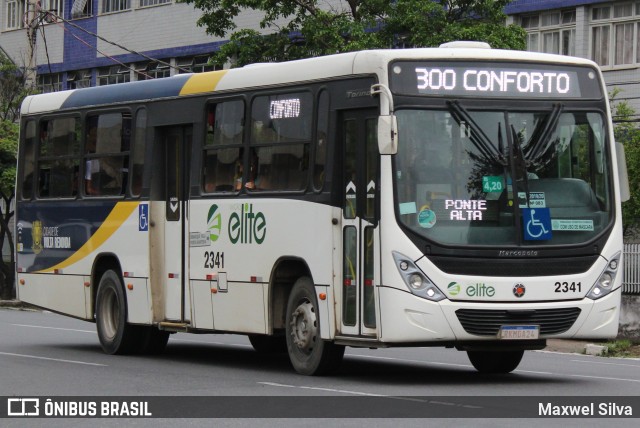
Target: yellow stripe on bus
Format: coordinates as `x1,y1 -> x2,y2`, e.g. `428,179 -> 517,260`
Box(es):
38,202 -> 139,273
179,70 -> 228,96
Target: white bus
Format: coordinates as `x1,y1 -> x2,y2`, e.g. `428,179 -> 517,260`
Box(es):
16,43 -> 629,375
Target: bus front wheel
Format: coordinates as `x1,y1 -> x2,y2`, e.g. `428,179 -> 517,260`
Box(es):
285,277 -> 344,375
467,350 -> 524,374
95,269 -> 141,355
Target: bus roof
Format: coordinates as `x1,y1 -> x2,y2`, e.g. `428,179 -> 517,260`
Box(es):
20,47 -> 599,116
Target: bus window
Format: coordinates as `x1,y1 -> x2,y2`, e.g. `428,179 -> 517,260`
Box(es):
130,109 -> 147,197
84,113 -> 131,197
313,91 -> 329,191
21,120 -> 37,200
37,117 -> 81,198
250,92 -> 311,191
202,100 -> 244,193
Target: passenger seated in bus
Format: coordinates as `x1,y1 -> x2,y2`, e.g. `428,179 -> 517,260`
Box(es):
234,149 -> 258,190
85,126 -> 100,195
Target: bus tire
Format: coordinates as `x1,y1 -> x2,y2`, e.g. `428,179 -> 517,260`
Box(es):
95,269 -> 142,355
467,350 -> 524,374
285,277 -> 344,375
248,334 -> 287,354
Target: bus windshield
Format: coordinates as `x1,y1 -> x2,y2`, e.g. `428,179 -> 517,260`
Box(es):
394,105 -> 612,247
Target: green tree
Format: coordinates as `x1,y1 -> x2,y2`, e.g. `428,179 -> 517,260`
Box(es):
0,50 -> 29,299
180,0 -> 525,67
611,89 -> 640,237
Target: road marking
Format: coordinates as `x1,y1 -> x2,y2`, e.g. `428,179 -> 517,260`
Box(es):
0,351 -> 106,367
259,382 -> 384,397
11,323 -> 95,334
258,382 -> 481,407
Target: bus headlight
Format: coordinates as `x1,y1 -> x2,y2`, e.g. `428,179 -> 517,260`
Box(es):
587,252 -> 621,300
393,251 -> 445,302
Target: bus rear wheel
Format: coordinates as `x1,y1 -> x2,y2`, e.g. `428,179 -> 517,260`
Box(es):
285,277 -> 344,375
95,269 -> 142,355
467,350 -> 524,374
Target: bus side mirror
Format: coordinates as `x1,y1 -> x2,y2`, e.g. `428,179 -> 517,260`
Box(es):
378,115 -> 398,155
616,142 -> 630,202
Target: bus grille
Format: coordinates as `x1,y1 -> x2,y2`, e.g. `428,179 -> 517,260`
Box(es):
455,308 -> 582,336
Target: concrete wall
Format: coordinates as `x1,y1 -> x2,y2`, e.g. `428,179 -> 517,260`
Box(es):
620,295 -> 640,338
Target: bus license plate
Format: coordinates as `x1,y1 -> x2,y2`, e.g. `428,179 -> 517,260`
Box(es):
499,325 -> 539,340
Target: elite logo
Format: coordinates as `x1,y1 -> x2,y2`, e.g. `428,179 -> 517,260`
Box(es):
207,203 -> 267,245
448,282 -> 461,296
207,204 -> 222,242
448,282 -> 496,297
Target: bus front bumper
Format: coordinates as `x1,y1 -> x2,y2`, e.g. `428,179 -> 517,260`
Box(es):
377,286 -> 621,344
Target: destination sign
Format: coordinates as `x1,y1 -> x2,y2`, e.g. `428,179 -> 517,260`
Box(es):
389,61 -> 603,99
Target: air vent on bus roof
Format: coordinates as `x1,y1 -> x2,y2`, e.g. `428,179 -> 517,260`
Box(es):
439,41 -> 491,49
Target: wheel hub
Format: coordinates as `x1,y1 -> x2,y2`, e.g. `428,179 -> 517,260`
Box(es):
290,301 -> 317,353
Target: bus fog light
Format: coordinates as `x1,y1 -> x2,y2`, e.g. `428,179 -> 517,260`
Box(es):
587,252 -> 620,300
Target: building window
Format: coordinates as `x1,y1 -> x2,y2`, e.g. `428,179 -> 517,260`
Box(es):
102,0 -> 130,13
38,73 -> 63,93
139,0 -> 170,7
97,65 -> 131,85
71,0 -> 93,18
67,70 -> 92,89
590,2 -> 640,67
177,55 -> 217,74
5,0 -> 26,30
147,61 -> 171,79
522,10 -> 575,56
40,0 -> 63,15
135,61 -> 171,80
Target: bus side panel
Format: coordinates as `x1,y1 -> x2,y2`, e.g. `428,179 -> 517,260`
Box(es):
211,281 -> 267,334
190,279 -> 214,329
188,199 -> 334,335
17,273 -> 91,320
125,278 -> 152,325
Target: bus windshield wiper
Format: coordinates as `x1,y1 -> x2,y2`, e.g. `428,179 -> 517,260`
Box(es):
511,124 -> 531,208
447,100 -> 507,166
525,103 -> 564,164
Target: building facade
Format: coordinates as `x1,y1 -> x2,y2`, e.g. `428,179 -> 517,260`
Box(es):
505,0 -> 640,119
0,0 -> 268,91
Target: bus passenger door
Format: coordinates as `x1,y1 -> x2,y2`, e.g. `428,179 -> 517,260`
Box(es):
340,110 -> 379,337
161,126 -> 192,321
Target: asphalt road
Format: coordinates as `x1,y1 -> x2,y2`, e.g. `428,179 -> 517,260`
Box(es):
1,308 -> 639,427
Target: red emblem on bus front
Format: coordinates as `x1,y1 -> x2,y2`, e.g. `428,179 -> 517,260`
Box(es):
513,283 -> 526,298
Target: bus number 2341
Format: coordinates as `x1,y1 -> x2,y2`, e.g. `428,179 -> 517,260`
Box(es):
204,251 -> 225,269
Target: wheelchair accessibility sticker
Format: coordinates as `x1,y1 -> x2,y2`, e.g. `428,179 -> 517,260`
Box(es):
523,208 -> 552,241
139,204 -> 149,232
